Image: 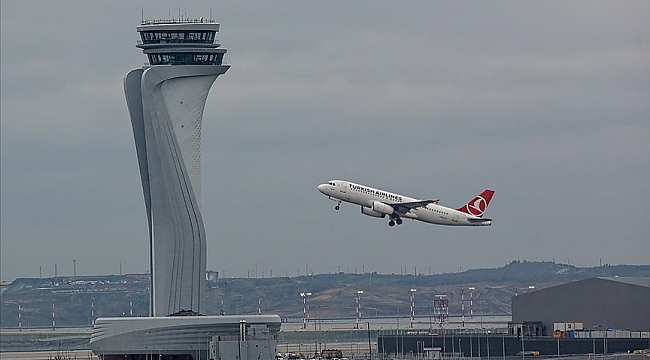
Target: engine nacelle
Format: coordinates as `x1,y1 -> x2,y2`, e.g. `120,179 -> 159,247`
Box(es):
361,206 -> 385,218
371,201 -> 394,215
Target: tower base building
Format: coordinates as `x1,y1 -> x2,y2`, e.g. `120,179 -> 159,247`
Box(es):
90,315 -> 282,360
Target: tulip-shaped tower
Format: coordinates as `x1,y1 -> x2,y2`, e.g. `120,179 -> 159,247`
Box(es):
124,18 -> 229,316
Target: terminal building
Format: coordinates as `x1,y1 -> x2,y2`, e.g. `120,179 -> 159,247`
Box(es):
379,277 -> 650,357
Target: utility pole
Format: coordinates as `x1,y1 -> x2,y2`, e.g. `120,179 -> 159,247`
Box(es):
469,287 -> 475,319
410,288 -> 417,328
461,289 -> 465,327
356,290 -> 363,329
301,292 -> 312,329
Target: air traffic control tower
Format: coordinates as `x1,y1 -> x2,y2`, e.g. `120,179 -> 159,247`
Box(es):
91,18 -> 281,359
124,18 -> 229,317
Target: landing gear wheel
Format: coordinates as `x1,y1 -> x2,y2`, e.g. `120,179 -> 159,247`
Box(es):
388,220 -> 396,227
396,218 -> 403,225
335,205 -> 340,210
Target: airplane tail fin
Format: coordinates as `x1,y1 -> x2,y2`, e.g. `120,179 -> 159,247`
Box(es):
457,189 -> 495,218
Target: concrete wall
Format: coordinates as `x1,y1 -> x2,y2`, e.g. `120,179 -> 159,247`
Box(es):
378,335 -> 650,356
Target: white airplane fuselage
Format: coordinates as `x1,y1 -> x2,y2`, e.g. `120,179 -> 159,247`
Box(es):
317,180 -> 493,227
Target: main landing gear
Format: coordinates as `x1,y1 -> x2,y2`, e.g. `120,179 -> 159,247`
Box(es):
335,201 -> 341,210
388,217 -> 403,227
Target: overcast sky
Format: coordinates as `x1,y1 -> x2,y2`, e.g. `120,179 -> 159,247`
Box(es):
1,1 -> 648,281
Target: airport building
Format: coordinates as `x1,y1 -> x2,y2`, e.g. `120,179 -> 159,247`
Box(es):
512,277 -> 650,334
90,17 -> 281,360
379,277 -> 650,357
90,315 -> 281,360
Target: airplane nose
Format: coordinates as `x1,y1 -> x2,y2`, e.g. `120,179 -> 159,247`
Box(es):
317,184 -> 327,194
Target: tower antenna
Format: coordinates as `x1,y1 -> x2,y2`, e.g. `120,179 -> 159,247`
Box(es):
141,8 -> 143,23
210,7 -> 212,21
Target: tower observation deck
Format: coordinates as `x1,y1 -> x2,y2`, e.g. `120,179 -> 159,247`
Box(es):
124,17 -> 230,317
136,18 -> 227,66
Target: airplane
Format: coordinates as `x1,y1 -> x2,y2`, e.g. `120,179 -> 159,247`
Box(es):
317,180 -> 494,227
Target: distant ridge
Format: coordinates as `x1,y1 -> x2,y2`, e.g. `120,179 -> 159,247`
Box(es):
1,261 -> 648,328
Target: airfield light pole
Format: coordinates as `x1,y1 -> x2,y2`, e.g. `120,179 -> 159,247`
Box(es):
410,288 -> 417,328
460,289 -> 465,327
300,292 -> 312,329
356,290 -> 363,329
313,305 -> 327,331
468,287 -> 475,319
604,319 -> 609,354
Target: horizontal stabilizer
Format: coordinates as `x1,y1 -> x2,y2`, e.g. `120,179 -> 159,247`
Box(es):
467,217 -> 492,222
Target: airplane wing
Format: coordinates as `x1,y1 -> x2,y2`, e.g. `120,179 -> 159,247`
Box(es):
391,199 -> 439,213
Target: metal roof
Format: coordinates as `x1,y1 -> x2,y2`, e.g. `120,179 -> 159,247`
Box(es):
598,277 -> 650,288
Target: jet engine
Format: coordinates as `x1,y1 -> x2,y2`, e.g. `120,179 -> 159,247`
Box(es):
371,201 -> 394,215
361,206 -> 385,218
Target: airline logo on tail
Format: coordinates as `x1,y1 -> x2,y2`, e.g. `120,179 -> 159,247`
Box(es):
457,190 -> 495,218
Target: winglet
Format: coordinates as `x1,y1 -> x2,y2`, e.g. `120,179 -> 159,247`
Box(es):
457,190 -> 495,218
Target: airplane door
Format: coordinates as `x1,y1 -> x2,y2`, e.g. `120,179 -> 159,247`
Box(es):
452,211 -> 459,222
339,183 -> 346,193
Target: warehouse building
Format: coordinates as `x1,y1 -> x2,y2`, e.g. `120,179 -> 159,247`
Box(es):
512,277 -> 650,334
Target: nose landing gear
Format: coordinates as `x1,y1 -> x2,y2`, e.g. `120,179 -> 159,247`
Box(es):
335,201 -> 341,210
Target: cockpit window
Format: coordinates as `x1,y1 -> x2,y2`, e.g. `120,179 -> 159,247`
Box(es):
329,182 -> 335,186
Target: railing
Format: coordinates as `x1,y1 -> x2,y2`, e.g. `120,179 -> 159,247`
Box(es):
141,18 -> 216,25
572,330 -> 650,339
142,61 -> 229,67
136,39 -> 218,45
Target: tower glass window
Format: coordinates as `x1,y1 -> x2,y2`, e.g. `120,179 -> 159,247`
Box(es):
140,31 -> 216,44
147,53 -> 224,65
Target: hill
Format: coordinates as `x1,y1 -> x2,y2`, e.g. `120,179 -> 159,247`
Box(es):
1,261 -> 648,328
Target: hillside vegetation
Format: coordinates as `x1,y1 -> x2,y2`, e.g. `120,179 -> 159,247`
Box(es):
1,261 -> 648,328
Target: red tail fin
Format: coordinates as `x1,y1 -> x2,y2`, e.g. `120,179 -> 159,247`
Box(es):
457,189 -> 495,218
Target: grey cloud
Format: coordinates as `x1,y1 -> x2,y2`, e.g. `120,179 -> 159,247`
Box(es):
1,1 -> 648,280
